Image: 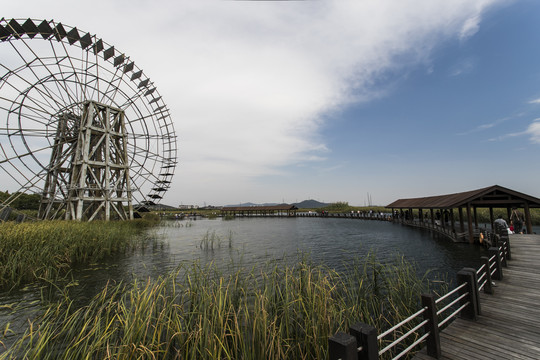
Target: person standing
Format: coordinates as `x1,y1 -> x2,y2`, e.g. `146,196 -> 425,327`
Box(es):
510,207 -> 524,234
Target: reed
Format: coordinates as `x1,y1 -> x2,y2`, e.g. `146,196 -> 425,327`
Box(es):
1,254 -> 441,359
0,219 -> 157,290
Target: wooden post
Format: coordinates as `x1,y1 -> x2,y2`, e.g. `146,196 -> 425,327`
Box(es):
505,235 -> 512,260
421,293 -> 441,359
473,206 -> 478,228
349,322 -> 378,360
489,207 -> 494,232
488,247 -> 503,281
524,203 -> 533,234
463,268 -> 481,316
466,204 -> 474,244
481,256 -> 494,294
458,207 -> 464,232
430,208 -> 435,228
450,209 -> 455,235
457,269 -> 479,320
329,332 -> 357,360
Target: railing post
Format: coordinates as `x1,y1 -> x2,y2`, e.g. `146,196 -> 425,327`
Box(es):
488,247 -> 503,280
505,236 -> 512,260
329,332 -> 357,360
349,322 -> 378,360
500,241 -> 508,268
457,269 -> 478,320
421,293 -> 441,359
480,256 -> 494,294
462,268 -> 481,316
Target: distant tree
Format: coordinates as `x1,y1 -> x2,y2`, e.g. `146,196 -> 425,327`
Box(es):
0,190 -> 41,210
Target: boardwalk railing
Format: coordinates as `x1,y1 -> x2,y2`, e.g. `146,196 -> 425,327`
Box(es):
329,233 -> 511,360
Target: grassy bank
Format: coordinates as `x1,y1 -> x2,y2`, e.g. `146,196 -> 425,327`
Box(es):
1,255 -> 444,359
0,217 -> 158,290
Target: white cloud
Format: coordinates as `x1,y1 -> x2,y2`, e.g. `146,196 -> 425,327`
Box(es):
526,120 -> 540,144
460,15 -> 481,41
2,0 -> 508,204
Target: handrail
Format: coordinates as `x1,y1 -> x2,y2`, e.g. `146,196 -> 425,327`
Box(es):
377,307 -> 427,340
329,235 -> 511,360
392,332 -> 431,360
439,301 -> 470,328
378,319 -> 428,356
435,282 -> 466,305
437,291 -> 469,318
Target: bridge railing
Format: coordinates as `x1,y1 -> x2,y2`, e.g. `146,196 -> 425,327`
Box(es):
328,236 -> 511,360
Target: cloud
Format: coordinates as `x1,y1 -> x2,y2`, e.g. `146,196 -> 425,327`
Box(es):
449,57 -> 476,76
459,15 -> 481,41
525,120 -> 540,143
457,115 -> 513,135
529,98 -> 540,104
2,0 -> 509,204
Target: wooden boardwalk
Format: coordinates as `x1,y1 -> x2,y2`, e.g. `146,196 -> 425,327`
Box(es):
414,234 -> 540,360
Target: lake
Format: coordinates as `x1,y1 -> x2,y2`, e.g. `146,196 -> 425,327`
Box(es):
0,217 -> 494,348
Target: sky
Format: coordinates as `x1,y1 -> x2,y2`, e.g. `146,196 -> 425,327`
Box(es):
3,0 -> 540,207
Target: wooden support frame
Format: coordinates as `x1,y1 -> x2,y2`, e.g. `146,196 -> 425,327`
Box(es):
64,101 -> 133,221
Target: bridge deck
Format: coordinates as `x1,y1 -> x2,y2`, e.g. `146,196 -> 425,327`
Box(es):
414,234 -> 540,360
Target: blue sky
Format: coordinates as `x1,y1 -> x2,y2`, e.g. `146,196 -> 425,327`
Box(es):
3,0 -> 540,207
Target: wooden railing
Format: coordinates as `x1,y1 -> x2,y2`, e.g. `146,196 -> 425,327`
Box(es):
328,231 -> 512,360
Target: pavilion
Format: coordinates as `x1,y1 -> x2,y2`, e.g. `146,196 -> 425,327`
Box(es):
386,185 -> 540,243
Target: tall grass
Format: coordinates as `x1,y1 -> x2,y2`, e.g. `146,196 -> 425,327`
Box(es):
0,218 -> 157,290
1,255 -> 442,359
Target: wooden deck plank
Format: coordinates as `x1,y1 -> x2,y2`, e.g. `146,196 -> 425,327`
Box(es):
413,234 -> 540,360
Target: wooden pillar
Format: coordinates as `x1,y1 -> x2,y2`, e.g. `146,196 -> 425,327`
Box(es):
489,207 -> 494,232
473,207 -> 478,228
506,207 -> 512,223
458,207 -> 464,232
450,209 -> 455,234
430,209 -> 435,228
440,208 -> 446,230
524,203 -> 533,234
466,203 -> 474,244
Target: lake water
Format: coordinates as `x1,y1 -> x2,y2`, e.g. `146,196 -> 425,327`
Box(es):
0,217 -> 495,348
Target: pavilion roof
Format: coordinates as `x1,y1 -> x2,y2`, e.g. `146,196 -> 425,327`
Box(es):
386,185 -> 540,209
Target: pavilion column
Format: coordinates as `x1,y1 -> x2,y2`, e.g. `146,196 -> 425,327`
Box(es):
466,203 -> 474,244
440,209 -> 446,230
524,203 -> 533,234
458,207 -> 464,233
506,207 -> 512,223
430,209 -> 435,227
473,207 -> 478,228
419,208 -> 423,223
450,209 -> 455,234
489,207 -> 494,232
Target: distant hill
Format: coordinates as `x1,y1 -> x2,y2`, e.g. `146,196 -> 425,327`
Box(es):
293,199 -> 329,209
224,202 -> 279,207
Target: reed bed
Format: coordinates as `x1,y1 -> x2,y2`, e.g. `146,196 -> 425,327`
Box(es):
0,219 -> 157,290
1,255 -> 442,359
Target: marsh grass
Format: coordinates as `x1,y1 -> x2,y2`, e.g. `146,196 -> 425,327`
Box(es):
1,255 -> 442,359
0,219 -> 157,291
199,230 -> 234,251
